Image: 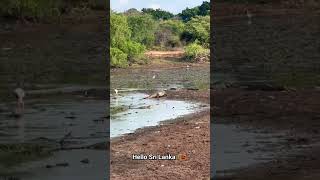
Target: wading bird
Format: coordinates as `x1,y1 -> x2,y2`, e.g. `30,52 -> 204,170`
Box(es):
13,87 -> 25,116
114,89 -> 118,95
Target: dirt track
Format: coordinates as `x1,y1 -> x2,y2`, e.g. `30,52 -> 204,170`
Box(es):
145,50 -> 185,58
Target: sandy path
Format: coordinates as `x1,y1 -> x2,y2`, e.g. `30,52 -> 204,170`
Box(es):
145,50 -> 185,58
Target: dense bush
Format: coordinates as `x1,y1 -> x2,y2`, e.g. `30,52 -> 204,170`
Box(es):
0,0 -> 63,21
183,16 -> 210,47
141,8 -> 174,20
122,41 -> 146,62
0,0 -> 102,21
111,12 -> 146,68
127,14 -> 156,48
110,48 -> 128,68
110,1 -> 211,67
179,1 -> 210,22
185,43 -> 209,62
154,19 -> 185,49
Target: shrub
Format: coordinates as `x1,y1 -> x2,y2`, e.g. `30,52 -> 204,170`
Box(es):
110,48 -> 128,68
127,14 -> 156,48
184,43 -> 209,62
0,0 -> 63,21
122,40 -> 146,63
183,16 -> 210,46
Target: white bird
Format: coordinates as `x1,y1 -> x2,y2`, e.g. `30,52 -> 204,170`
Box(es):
152,74 -> 156,79
114,89 -> 118,95
13,87 -> 25,115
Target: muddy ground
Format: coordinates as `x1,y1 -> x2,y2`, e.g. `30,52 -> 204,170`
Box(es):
111,89 -> 210,180
0,11 -> 107,179
213,88 -> 320,180
213,2 -> 320,180
0,11 -> 106,101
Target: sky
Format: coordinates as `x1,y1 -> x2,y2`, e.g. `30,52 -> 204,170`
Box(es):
110,0 -> 208,14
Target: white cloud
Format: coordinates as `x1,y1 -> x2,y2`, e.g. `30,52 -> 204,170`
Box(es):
149,3 -> 161,9
119,0 -> 129,5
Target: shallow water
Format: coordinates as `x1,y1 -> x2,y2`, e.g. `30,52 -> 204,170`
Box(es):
110,92 -> 204,138
0,96 -> 107,147
0,95 -> 108,179
15,149 -> 108,180
212,124 -> 287,177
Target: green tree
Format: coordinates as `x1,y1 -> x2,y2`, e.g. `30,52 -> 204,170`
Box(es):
179,7 -> 199,22
183,16 -> 210,47
178,1 -> 210,22
110,12 -> 131,49
141,8 -> 174,20
110,11 -> 146,67
155,19 -> 185,49
124,8 -> 140,16
199,1 -> 210,16
160,19 -> 185,35
127,14 -> 156,48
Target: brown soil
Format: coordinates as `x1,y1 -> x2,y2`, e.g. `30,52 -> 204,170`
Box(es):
111,58 -> 209,73
145,50 -> 185,58
111,90 -> 210,180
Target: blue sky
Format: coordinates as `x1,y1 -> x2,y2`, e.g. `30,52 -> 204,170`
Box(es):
110,0 -> 208,14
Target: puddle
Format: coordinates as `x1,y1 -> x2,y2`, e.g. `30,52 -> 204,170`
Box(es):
0,97 -> 107,147
110,92 -> 204,138
212,124 -> 288,177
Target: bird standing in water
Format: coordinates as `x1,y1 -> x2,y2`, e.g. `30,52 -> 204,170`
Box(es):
13,87 -> 25,116
114,89 -> 118,95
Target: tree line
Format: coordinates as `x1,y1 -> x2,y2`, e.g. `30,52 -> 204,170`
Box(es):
0,0 -> 105,22
111,1 -> 210,68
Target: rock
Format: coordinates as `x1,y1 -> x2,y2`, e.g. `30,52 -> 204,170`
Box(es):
80,158 -> 90,164
46,164 -> 54,168
65,116 -> 76,119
